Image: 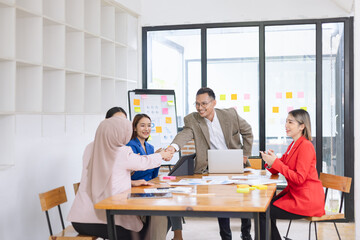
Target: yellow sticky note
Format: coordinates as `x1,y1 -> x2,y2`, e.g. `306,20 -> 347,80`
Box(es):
156,126 -> 162,133
220,94 -> 226,100
300,107 -> 307,111
165,117 -> 172,124
133,99 -> 140,106
286,92 -> 293,99
231,94 -> 237,100
134,107 -> 141,112
244,106 -> 250,112
167,101 -> 174,106
237,188 -> 250,193
148,135 -> 152,141
253,184 -> 268,190
272,107 -> 279,113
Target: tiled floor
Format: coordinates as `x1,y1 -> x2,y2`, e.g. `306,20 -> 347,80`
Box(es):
165,217 -> 355,240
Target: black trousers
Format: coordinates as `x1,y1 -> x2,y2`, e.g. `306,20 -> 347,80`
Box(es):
72,221 -> 148,240
259,194 -> 307,240
217,217 -> 251,240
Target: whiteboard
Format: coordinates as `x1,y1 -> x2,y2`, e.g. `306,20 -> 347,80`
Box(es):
128,89 -> 180,165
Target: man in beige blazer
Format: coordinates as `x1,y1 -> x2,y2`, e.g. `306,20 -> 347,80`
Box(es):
166,87 -> 253,240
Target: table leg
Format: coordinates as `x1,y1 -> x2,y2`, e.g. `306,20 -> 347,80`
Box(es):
254,212 -> 260,240
265,207 -> 270,240
106,210 -> 117,240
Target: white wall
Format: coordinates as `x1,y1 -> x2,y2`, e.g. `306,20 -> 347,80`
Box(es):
141,0 -> 352,26
354,0 -> 359,238
115,0 -> 141,14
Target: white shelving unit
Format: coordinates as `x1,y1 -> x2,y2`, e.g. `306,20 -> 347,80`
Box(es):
0,0 -> 140,166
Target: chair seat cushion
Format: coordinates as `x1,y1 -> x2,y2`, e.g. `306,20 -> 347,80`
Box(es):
49,225 -> 97,240
306,211 -> 344,222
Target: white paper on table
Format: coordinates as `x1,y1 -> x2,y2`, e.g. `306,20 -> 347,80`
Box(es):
144,187 -> 193,194
168,178 -> 208,186
236,179 -> 286,185
202,176 -> 229,181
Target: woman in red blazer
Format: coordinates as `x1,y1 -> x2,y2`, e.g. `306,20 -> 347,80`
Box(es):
260,109 -> 325,240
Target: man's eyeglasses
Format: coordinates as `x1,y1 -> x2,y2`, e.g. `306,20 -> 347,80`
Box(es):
194,100 -> 213,108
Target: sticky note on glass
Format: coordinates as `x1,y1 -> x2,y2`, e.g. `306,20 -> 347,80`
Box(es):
297,92 -> 304,98
133,99 -> 140,106
161,96 -> 167,102
134,107 -> 141,113
148,135 -> 152,141
165,117 -> 172,124
286,92 -> 293,99
162,108 -> 168,114
287,106 -> 294,112
301,107 -> 307,111
220,94 -> 226,100
231,94 -> 237,100
276,92 -> 282,99
244,93 -> 250,100
167,101 -> 174,106
156,126 -> 162,133
141,94 -> 148,99
244,106 -> 250,112
272,107 -> 279,113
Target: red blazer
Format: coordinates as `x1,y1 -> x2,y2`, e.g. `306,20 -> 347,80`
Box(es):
266,136 -> 325,217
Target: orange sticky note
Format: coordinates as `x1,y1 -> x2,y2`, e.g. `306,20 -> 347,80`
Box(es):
272,107 -> 279,113
165,117 -> 172,124
133,99 -> 140,106
231,94 -> 237,100
286,92 -> 293,99
156,126 -> 162,133
243,106 -> 250,112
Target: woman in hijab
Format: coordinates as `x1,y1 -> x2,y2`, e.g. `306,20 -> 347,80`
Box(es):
67,116 -> 173,239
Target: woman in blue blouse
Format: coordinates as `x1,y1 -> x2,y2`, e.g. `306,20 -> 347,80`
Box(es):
127,114 -> 183,240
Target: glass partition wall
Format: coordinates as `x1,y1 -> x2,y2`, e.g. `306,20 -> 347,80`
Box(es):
143,18 -> 354,221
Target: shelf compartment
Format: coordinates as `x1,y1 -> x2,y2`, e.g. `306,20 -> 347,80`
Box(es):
0,0 -> 15,5
43,20 -> 65,68
115,80 -> 128,109
101,78 -> 115,113
16,0 -> 42,15
0,4 -> 15,59
84,76 -> 101,113
101,3 -> 115,40
66,73 -> 84,113
127,49 -> 138,81
66,28 -> 84,71
0,61 -> 15,112
101,41 -> 115,76
115,9 -> 126,45
16,9 -> 42,63
84,0 -> 100,35
0,115 -> 15,167
115,46 -> 127,79
65,0 -> 83,29
16,64 -> 42,112
43,0 -> 65,22
84,36 -> 101,74
126,13 -> 138,50
43,68 -> 65,113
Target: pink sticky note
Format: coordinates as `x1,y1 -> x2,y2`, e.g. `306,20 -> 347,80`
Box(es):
276,92 -> 282,99
141,94 -> 148,99
244,93 -> 250,100
287,106 -> 294,112
162,108 -> 168,114
297,92 -> 304,98
161,96 -> 167,102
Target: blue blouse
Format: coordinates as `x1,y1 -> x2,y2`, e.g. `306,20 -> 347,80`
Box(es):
126,138 -> 160,181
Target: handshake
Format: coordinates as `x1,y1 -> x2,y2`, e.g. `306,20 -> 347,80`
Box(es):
155,145 -> 177,161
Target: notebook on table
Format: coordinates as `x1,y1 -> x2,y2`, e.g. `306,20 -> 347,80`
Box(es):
208,149 -> 244,174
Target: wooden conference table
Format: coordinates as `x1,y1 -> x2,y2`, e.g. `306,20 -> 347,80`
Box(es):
95,172 -> 277,240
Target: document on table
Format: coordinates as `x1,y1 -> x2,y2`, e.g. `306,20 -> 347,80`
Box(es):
235,178 -> 286,185
144,187 -> 193,194
168,178 -> 237,186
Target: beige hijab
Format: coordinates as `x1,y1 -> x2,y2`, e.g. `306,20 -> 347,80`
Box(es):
87,116 -> 132,204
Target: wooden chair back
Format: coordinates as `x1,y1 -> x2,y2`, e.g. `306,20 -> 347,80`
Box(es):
320,172 -> 352,193
73,182 -> 80,195
39,186 -> 67,211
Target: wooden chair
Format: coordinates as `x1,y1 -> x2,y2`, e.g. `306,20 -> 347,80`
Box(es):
73,182 -> 80,195
39,186 -> 97,240
284,173 -> 352,240
248,157 -> 262,170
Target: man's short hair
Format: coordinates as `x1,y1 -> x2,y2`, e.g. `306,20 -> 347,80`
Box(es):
196,87 -> 216,100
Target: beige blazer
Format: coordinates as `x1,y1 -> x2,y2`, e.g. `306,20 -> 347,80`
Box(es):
172,108 -> 253,173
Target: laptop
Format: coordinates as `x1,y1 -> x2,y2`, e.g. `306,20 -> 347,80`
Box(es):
208,149 -> 244,173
